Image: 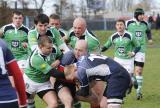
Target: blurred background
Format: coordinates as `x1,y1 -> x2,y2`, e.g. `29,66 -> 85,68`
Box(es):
0,0 -> 160,30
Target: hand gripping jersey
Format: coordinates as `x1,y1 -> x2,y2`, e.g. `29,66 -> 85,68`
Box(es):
0,39 -> 26,106
57,50 -> 77,83
1,24 -> 29,60
25,46 -> 62,83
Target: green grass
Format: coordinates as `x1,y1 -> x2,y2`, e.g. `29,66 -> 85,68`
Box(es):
35,30 -> 160,108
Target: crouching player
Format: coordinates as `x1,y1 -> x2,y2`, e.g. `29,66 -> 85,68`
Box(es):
24,36 -> 71,108
64,54 -> 131,108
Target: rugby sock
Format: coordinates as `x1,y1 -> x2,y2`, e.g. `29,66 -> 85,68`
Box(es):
108,104 -> 121,108
27,99 -> 35,108
136,75 -> 143,94
91,104 -> 100,108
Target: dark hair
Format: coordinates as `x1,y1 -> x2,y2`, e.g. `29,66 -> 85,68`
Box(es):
38,36 -> 53,46
34,13 -> 49,25
12,10 -> 23,17
49,14 -> 60,20
116,19 -> 125,25
134,8 -> 144,19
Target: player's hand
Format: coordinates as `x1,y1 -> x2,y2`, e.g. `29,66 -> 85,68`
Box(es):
127,52 -> 135,57
51,60 -> 60,68
148,39 -> 153,45
22,42 -> 28,48
19,105 -> 27,108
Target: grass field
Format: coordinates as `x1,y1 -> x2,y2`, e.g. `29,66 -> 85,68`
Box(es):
35,30 -> 160,108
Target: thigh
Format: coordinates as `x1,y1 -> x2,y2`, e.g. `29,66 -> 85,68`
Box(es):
91,80 -> 106,98
58,86 -> 73,103
55,80 -> 76,97
135,52 -> 145,63
0,101 -> 19,108
40,90 -> 58,105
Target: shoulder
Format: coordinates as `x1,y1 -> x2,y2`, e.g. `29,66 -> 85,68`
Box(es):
2,24 -> 14,33
126,19 -> 136,27
60,50 -> 75,65
141,21 -> 148,26
19,25 -> 29,33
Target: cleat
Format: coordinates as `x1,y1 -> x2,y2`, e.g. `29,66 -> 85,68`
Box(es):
136,93 -> 143,100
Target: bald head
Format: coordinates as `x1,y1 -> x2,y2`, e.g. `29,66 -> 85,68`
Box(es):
74,40 -> 88,59
73,17 -> 87,37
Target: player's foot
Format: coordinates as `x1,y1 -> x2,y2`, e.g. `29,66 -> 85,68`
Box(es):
136,93 -> 143,100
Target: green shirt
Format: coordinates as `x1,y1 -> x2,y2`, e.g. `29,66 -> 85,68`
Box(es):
103,31 -> 140,59
28,27 -> 65,52
25,46 -> 62,83
1,24 -> 29,60
126,19 -> 151,53
68,29 -> 100,53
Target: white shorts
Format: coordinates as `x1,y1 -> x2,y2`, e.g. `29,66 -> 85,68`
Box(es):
114,57 -> 134,74
17,60 -> 27,69
23,74 -> 53,94
135,52 -> 145,63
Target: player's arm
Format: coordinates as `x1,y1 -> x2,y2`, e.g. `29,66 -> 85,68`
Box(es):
101,36 -> 112,52
143,21 -> 153,44
31,56 -> 66,79
76,67 -> 90,97
6,48 -> 27,107
28,31 -> 38,51
128,35 -> 141,57
51,28 -> 70,53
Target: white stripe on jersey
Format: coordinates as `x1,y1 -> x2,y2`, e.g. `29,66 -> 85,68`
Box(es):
0,99 -> 18,103
86,64 -> 111,77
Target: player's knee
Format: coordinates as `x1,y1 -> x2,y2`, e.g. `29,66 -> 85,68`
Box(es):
135,68 -> 142,75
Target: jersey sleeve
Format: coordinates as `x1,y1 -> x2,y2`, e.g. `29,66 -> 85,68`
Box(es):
31,56 -> 52,74
28,31 -> 38,51
103,36 -> 113,49
51,28 -> 69,53
76,64 -> 89,87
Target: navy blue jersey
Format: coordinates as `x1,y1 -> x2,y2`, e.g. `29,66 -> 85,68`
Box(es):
76,54 -> 126,87
60,50 -> 77,66
0,39 -> 18,103
76,54 -> 130,98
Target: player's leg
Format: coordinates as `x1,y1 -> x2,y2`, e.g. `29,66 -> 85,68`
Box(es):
134,52 -> 145,100
100,96 -> 107,108
106,69 -> 130,108
58,87 -> 73,108
90,80 -> 105,108
114,57 -> 137,93
37,89 -> 58,108
26,92 -> 35,108
23,74 -> 36,108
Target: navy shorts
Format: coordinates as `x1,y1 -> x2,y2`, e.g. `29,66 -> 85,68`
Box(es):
0,101 -> 19,108
104,68 -> 130,100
